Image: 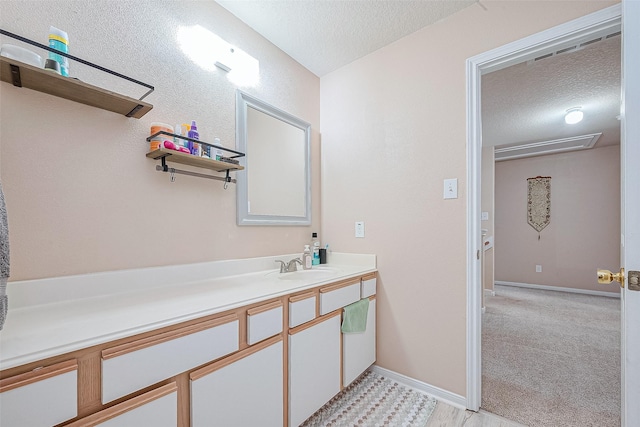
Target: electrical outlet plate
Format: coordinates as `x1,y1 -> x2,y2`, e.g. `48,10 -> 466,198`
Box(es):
481,211 -> 489,221
355,221 -> 365,238
536,265 -> 542,273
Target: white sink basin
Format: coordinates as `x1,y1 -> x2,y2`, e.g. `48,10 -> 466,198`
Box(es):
266,267 -> 341,281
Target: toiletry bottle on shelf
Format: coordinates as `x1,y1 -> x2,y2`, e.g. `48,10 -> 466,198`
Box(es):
302,245 -> 312,270
149,123 -> 173,151
311,232 -> 320,265
48,26 -> 69,77
213,137 -> 224,161
174,123 -> 183,148
188,121 -> 200,156
202,140 -> 211,158
182,123 -> 192,153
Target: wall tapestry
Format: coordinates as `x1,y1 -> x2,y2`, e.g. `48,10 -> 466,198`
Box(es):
527,176 -> 551,240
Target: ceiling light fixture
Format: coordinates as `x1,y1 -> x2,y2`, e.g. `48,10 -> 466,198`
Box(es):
565,107 -> 584,124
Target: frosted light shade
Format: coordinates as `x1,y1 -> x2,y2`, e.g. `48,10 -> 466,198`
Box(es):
565,109 -> 584,124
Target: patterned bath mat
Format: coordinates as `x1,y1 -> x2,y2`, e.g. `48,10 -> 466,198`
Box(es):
301,370 -> 437,426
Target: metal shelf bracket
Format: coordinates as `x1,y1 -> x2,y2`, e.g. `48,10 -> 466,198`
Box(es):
156,156 -> 237,189
9,64 -> 21,86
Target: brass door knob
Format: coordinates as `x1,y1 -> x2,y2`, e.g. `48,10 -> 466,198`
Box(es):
597,268 -> 625,288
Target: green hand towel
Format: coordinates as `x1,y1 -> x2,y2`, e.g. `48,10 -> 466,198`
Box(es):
341,298 -> 369,333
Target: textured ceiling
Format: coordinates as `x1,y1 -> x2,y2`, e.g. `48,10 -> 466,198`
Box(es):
216,0 -> 475,77
216,0 -> 620,156
482,35 -> 621,149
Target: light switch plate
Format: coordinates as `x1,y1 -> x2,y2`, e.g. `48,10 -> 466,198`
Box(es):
444,178 -> 458,199
536,265 -> 542,273
355,221 -> 365,238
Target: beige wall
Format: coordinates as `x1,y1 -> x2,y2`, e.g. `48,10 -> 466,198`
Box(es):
0,1 -> 320,280
494,145 -> 620,294
320,0 -> 617,396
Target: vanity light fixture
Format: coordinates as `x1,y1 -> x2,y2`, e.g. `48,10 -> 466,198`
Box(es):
215,47 -> 234,72
215,60 -> 232,73
177,25 -> 259,86
178,27 -> 232,72
564,107 -> 584,124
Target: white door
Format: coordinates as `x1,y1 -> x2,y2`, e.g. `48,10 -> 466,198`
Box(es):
620,1 -> 640,425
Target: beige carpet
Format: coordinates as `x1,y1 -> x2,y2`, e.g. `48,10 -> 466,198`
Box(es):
302,370 -> 437,426
482,285 -> 620,426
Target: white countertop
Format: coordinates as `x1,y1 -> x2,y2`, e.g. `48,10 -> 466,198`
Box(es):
0,253 -> 376,370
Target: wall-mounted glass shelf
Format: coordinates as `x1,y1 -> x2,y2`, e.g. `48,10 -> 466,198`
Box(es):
145,133 -> 244,187
0,29 -> 153,118
145,148 -> 244,173
146,131 -> 245,159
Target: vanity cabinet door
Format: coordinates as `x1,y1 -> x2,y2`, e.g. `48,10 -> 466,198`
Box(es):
66,383 -> 177,427
288,312 -> 341,427
0,359 -> 78,427
101,314 -> 239,403
343,298 -> 376,386
190,336 -> 283,427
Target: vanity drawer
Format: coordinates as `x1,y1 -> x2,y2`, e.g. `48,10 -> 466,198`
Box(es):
66,382 -> 177,427
289,292 -> 317,328
0,359 -> 78,427
247,301 -> 283,345
361,274 -> 377,298
101,314 -> 239,403
319,280 -> 361,315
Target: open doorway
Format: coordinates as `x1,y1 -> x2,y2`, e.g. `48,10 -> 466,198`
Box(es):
464,3 -> 626,424
478,22 -> 622,427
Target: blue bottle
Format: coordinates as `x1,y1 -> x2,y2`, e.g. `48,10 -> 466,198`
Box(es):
48,26 -> 69,77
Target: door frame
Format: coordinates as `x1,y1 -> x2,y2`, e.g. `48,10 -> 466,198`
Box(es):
465,4 -> 622,412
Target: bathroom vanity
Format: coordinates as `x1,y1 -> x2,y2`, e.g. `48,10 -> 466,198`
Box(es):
0,253 -> 377,427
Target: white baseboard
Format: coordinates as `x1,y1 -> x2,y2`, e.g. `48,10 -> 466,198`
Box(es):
368,365 -> 467,409
495,281 -> 620,298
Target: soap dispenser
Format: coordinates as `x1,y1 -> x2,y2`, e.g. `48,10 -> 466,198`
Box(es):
302,245 -> 312,270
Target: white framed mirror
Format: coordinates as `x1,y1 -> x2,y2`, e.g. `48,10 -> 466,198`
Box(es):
236,90 -> 311,226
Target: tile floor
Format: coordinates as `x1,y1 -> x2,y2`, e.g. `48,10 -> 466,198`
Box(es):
427,402 -> 527,427
301,368 -> 526,426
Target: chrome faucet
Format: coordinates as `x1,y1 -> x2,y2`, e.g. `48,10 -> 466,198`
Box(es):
287,258 -> 303,272
275,258 -> 303,273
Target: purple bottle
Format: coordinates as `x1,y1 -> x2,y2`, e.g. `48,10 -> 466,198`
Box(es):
188,120 -> 200,156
